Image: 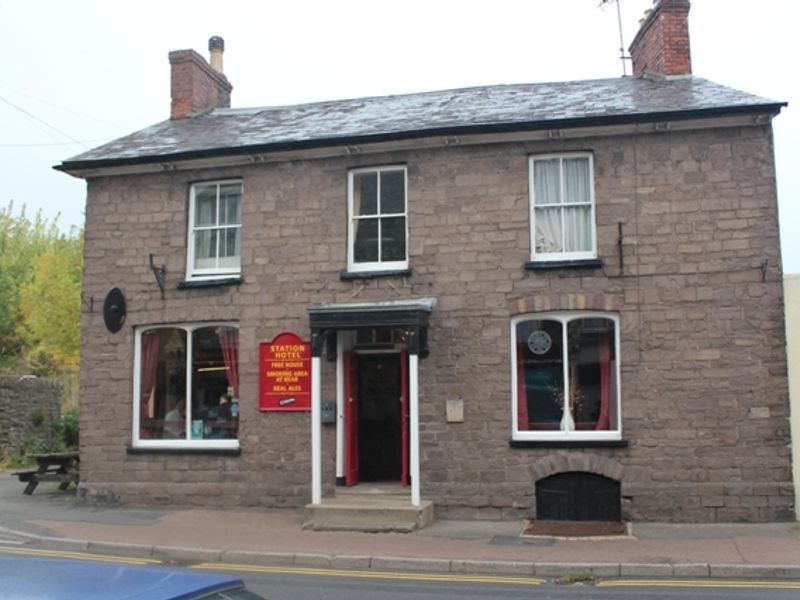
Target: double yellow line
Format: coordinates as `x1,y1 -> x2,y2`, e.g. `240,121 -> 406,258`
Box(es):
0,546 -> 160,566
5,549 -> 798,591
198,563 -> 800,591
194,562 -> 545,586
599,579 -> 800,590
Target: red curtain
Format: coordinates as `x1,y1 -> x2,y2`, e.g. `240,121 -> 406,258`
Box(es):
217,327 -> 239,396
595,334 -> 611,430
517,343 -> 528,431
139,331 -> 161,438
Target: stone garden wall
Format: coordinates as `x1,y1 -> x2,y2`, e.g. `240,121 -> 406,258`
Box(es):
0,377 -> 62,454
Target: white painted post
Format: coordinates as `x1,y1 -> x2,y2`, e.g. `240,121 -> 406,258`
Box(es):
311,355 -> 322,504
410,353 -> 421,506
335,336 -> 344,482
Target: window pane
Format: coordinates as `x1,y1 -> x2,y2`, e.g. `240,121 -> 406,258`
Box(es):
516,320 -> 563,431
563,157 -> 591,204
380,217 -> 406,261
533,159 -> 561,206
139,328 -> 187,440
353,218 -> 378,263
220,227 -> 240,259
567,318 -> 616,431
193,229 -> 217,270
217,227 -> 241,269
191,327 -> 238,440
219,184 -> 242,225
194,185 -> 217,226
534,207 -> 563,253
563,206 -> 592,252
380,170 -> 405,214
353,172 -> 378,216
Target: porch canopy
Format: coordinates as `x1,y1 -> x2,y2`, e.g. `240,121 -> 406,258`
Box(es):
306,298 -> 436,506
307,297 -> 436,357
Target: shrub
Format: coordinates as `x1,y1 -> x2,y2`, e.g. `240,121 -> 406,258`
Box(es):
62,406 -> 79,449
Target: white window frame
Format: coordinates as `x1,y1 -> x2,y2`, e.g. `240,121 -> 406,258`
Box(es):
132,322 -> 240,450
528,153 -> 597,262
347,166 -> 409,273
511,312 -> 621,442
186,180 -> 242,280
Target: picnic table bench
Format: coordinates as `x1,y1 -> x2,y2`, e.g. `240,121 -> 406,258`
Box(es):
12,451 -> 79,495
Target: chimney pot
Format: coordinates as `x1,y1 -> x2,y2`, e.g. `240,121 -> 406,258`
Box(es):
209,36 -> 225,51
208,36 -> 225,74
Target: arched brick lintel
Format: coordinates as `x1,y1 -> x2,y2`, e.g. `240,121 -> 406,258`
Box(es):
531,452 -> 624,483
509,292 -> 624,316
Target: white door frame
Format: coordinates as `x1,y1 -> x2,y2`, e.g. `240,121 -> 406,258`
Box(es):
314,338 -> 421,506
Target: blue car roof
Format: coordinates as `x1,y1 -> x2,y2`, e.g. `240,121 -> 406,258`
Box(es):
0,556 -> 245,600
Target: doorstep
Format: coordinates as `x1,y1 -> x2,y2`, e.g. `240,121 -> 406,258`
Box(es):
304,484 -> 434,532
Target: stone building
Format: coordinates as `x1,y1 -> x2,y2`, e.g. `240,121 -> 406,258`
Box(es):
58,1 -> 793,528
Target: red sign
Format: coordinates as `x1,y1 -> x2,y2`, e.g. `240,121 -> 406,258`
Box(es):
259,332 -> 312,412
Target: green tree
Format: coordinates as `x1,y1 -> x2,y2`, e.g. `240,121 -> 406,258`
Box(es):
0,201 -> 83,376
20,232 -> 83,376
0,202 -> 61,370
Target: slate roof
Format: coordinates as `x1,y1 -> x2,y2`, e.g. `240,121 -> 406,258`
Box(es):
58,76 -> 783,171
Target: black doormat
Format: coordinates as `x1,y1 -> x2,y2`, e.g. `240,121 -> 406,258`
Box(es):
522,519 -> 628,537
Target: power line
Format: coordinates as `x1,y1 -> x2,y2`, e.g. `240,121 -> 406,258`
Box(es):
0,85 -> 129,132
0,139 -> 111,148
0,95 -> 89,149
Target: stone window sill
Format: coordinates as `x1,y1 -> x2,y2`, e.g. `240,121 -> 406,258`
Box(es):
177,277 -> 243,289
340,269 -> 412,281
509,439 -> 629,449
126,446 -> 241,456
524,259 -> 603,271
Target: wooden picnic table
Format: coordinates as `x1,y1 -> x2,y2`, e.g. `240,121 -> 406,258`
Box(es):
12,451 -> 79,495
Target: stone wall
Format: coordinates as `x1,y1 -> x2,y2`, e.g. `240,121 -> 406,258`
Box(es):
76,121 -> 793,521
0,377 -> 63,454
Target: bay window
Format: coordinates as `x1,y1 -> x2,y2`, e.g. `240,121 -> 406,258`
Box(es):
134,323 -> 239,448
512,312 -> 620,441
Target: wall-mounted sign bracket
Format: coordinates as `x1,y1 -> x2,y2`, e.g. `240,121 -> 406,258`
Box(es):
149,254 -> 166,298
81,293 -> 94,313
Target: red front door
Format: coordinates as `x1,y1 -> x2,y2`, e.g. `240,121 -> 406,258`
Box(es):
344,351 -> 408,486
344,351 -> 359,486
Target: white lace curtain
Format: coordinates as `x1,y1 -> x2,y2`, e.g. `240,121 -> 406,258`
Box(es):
533,157 -> 592,254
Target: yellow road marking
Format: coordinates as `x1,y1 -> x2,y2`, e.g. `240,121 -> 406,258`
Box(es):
598,579 -> 800,590
193,562 -> 544,586
0,545 -> 160,566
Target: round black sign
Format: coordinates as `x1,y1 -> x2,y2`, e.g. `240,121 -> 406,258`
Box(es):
103,287 -> 127,333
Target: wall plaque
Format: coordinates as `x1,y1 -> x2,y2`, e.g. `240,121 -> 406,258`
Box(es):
259,332 -> 312,412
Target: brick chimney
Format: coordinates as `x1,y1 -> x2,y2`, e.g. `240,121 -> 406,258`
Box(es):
629,0 -> 692,77
169,36 -> 233,120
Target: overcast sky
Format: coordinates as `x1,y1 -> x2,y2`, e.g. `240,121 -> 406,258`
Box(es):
2,0 -> 798,272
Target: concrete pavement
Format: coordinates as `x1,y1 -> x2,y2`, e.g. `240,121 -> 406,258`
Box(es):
2,475 -> 800,580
